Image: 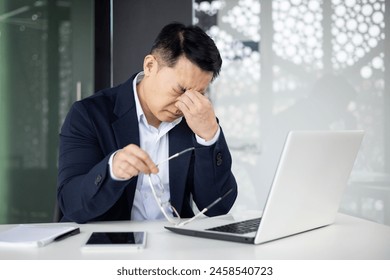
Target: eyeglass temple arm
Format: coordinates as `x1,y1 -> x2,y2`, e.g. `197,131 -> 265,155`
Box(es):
156,147 -> 195,167
176,188 -> 234,227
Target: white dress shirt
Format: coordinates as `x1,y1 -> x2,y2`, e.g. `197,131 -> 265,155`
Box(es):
108,72 -> 220,221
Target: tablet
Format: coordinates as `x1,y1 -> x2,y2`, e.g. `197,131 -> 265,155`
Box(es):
82,231 -> 146,251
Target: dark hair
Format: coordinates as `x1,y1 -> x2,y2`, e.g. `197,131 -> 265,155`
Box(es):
150,22 -> 222,81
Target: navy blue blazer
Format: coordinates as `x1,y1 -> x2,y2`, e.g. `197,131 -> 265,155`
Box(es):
57,74 -> 237,223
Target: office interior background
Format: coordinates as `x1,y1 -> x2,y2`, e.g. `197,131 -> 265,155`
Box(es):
0,0 -> 388,226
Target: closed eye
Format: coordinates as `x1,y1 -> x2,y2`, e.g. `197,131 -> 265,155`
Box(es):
173,86 -> 186,95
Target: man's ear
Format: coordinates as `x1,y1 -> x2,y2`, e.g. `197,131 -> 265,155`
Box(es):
143,55 -> 157,76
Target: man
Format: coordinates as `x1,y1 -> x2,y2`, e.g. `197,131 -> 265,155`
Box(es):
57,22 -> 237,223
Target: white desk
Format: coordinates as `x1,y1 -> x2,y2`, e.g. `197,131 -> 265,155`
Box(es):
1,213 -> 390,260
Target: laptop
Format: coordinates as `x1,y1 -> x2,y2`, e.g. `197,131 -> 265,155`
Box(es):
165,130 -> 364,244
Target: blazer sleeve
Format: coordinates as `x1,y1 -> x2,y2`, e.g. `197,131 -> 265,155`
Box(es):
57,101 -> 132,223
191,127 -> 238,217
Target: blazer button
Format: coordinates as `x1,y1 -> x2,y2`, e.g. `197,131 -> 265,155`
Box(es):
95,174 -> 103,186
216,152 -> 223,166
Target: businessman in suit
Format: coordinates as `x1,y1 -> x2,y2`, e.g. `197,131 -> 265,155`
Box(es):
57,22 -> 237,223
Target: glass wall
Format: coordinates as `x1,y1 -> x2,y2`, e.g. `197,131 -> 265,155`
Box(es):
195,0 -> 390,225
0,0 -> 94,223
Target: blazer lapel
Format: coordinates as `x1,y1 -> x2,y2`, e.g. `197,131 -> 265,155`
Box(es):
169,121 -> 194,213
112,110 -> 140,149
111,74 -> 140,149
111,75 -> 140,213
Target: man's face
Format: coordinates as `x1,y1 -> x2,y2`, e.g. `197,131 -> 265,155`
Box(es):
139,55 -> 213,126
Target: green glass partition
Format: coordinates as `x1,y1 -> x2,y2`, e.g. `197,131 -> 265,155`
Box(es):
0,0 -> 94,223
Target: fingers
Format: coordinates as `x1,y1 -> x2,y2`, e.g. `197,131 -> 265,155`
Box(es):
175,90 -> 203,115
175,91 -> 196,114
175,90 -> 218,141
112,144 -> 158,180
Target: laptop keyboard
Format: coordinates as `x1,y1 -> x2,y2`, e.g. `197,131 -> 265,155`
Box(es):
207,218 -> 261,234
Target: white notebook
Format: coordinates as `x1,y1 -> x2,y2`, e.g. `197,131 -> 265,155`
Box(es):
0,224 -> 79,247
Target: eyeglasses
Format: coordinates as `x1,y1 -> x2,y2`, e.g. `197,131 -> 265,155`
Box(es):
147,147 -> 233,227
